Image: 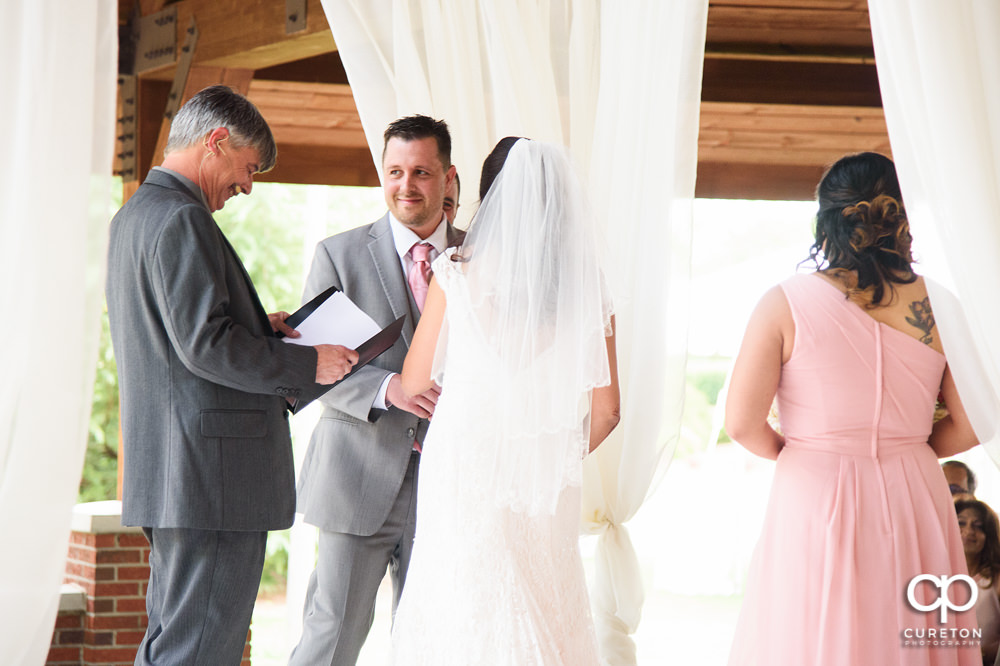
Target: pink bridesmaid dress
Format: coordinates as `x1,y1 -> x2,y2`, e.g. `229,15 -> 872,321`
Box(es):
729,274 -> 980,666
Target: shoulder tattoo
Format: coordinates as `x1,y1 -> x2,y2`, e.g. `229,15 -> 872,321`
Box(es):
905,297 -> 936,345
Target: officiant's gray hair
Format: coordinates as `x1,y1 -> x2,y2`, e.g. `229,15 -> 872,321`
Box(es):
165,85 -> 277,172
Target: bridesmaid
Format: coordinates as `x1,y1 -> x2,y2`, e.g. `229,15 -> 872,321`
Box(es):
726,152 -> 980,665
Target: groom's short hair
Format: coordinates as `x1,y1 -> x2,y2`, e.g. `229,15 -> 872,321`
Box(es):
383,115 -> 452,168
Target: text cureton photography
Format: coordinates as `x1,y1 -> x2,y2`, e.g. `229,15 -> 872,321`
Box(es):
902,574 -> 982,648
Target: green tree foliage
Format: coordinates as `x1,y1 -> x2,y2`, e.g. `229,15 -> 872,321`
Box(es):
79,310 -> 120,502
675,358 -> 732,459
79,183 -> 122,503
214,184 -> 311,313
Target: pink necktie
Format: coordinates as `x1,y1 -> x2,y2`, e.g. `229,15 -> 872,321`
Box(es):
408,242 -> 433,312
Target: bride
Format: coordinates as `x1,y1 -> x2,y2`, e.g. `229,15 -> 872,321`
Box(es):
389,137 -> 621,665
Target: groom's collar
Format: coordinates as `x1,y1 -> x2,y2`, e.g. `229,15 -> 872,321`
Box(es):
388,212 -> 448,259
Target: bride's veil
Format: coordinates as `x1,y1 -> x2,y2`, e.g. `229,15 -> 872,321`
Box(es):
442,138 -> 613,516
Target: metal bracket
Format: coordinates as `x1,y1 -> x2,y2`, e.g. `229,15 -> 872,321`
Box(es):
286,0 -> 307,34
116,75 -> 138,181
118,4 -> 140,75
164,17 -> 199,123
134,5 -> 178,74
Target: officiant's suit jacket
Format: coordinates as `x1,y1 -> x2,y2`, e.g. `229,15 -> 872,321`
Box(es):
296,213 -> 463,535
106,169 -> 325,531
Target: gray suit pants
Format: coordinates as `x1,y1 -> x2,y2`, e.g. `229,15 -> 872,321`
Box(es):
135,527 -> 267,666
289,451 -> 420,666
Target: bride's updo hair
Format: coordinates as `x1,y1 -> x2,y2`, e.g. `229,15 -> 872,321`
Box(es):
453,136 -> 526,264
808,152 -> 916,306
478,136 -> 524,200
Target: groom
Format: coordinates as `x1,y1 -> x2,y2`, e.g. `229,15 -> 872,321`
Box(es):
289,115 -> 462,665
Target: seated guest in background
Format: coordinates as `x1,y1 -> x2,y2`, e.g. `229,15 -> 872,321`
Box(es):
945,459 -> 979,498
956,497 -> 1000,665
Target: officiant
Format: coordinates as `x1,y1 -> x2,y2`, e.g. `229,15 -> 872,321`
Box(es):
105,84 -> 357,665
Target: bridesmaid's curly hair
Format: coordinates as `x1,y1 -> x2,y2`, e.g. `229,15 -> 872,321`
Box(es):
807,152 -> 916,306
955,498 -> 1000,584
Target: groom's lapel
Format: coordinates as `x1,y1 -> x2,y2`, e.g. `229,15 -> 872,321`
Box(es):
368,215 -> 417,347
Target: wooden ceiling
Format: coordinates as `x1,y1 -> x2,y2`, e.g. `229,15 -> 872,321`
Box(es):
117,0 -> 886,201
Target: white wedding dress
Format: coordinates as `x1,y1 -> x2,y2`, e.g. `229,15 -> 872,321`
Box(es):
389,252 -> 601,665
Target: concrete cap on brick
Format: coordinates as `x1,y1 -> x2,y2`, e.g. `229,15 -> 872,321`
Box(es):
59,583 -> 87,612
70,501 -> 143,535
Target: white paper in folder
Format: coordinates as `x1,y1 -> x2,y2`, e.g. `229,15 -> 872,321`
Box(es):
283,290 -> 381,349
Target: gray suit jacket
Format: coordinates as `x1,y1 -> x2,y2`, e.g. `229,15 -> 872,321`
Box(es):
106,169 -> 326,531
296,214 -> 463,535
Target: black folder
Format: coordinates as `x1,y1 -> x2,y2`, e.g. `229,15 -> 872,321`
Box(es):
279,285 -> 406,392
278,286 -> 339,333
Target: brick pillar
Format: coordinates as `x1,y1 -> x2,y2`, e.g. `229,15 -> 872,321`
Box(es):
47,584 -> 86,664
48,501 -> 253,665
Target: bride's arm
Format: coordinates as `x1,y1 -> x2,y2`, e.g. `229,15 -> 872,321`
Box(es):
400,277 -> 446,397
588,317 -> 621,453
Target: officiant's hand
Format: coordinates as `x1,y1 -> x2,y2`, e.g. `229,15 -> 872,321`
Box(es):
268,311 -> 300,338
314,345 -> 359,384
386,374 -> 440,419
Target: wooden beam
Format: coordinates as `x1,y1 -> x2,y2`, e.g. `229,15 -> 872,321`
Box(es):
243,84 -> 894,196
696,102 -> 891,200
698,101 -> 890,164
114,0 -> 897,200
707,3 -> 872,51
696,161 -> 825,201
708,0 -> 868,8
256,144 -> 378,187
702,58 -> 882,107
701,102 -> 888,136
248,80 -> 368,148
254,52 -> 349,85
247,80 -> 376,186
139,0 -> 336,81
704,45 -> 874,65
118,77 -> 169,193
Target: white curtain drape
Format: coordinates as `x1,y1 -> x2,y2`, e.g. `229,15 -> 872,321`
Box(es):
320,1 -> 706,661
0,1 -> 116,662
868,1 -> 1000,461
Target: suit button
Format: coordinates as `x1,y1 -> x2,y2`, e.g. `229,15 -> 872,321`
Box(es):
407,427 -> 416,437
